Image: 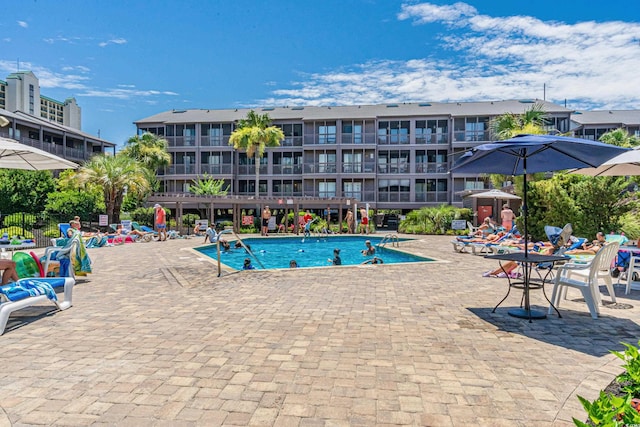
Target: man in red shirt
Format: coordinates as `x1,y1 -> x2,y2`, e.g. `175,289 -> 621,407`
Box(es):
154,204 -> 167,241
303,210 -> 312,225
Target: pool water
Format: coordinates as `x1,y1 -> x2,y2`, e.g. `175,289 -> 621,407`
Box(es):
195,236 -> 433,270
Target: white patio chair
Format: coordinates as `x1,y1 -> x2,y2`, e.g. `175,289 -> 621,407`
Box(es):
548,242 -> 619,319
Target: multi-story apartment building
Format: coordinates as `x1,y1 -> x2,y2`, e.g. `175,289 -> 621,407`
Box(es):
0,71 -> 82,129
0,71 -> 115,162
571,110 -> 640,140
135,99 -> 573,212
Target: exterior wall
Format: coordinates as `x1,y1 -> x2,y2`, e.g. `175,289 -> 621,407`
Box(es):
63,98 -> 81,129
6,71 -> 40,115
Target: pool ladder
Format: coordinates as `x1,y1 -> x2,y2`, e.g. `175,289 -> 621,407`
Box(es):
378,234 -> 399,248
216,230 -> 265,277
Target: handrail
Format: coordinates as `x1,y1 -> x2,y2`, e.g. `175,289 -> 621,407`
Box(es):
378,234 -> 399,248
214,230 -> 264,276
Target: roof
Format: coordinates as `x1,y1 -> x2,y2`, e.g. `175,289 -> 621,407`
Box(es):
571,110 -> 640,126
0,108 -> 116,146
135,99 -> 573,125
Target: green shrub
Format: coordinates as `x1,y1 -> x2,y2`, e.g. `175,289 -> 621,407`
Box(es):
239,225 -> 257,233
574,341 -> 640,426
0,226 -> 34,239
2,213 -> 37,228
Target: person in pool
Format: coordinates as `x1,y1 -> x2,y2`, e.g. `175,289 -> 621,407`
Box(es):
362,256 -> 384,265
361,240 -> 375,256
328,248 -> 342,265
243,258 -> 255,270
289,260 -> 298,268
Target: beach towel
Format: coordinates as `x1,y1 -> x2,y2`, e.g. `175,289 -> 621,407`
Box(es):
0,279 -> 57,302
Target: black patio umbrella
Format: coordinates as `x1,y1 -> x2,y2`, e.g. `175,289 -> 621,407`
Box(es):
452,134 -> 627,320
452,134 -> 628,256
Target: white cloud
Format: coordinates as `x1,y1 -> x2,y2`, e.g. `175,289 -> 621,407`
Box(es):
77,88 -> 178,99
265,2 -> 640,110
17,21 -> 28,28
98,38 -> 127,47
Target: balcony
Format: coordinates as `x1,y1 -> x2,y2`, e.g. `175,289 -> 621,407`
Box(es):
166,136 -> 197,147
167,164 -> 196,174
199,136 -> 230,147
237,165 -> 268,175
453,130 -> 490,142
415,134 -> 449,145
377,192 -> 411,202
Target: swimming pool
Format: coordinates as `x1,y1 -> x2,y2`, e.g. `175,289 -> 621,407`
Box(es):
195,236 -> 433,270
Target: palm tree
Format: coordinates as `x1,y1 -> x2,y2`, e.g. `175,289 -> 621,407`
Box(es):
490,103 -> 547,140
229,110 -> 284,197
488,104 -> 549,189
599,128 -> 640,148
122,132 -> 171,171
74,154 -> 150,223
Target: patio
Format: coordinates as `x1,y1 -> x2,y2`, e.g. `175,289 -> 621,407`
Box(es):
0,234 -> 637,426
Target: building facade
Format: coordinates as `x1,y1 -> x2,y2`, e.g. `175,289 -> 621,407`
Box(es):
0,71 -> 115,162
0,71 -> 82,129
135,99 -> 577,212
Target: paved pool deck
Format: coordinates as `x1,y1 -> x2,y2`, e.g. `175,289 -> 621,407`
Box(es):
1,234 -> 638,426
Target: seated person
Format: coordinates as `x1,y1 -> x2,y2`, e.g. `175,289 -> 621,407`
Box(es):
204,226 -> 229,247
474,217 -> 497,237
0,259 -> 19,285
361,240 -> 375,256
565,232 -> 607,255
193,223 -> 206,236
457,230 -> 506,243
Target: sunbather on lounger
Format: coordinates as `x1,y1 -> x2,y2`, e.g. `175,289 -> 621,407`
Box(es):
0,260 -> 19,285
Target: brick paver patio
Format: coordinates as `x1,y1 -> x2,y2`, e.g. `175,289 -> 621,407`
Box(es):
1,234 -> 638,426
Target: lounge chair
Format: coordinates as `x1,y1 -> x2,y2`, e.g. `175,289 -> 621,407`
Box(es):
0,277 -> 75,335
58,223 -> 71,237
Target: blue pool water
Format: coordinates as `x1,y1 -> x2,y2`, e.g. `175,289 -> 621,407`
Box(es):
195,236 -> 433,270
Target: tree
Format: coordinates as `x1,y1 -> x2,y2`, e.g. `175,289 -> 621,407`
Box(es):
0,170 -> 55,214
229,110 -> 284,197
190,174 -> 229,196
122,132 -> 171,171
598,127 -> 640,148
490,103 -> 548,140
73,154 -> 150,224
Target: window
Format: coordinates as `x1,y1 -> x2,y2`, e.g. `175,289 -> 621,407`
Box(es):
343,181 -> 362,198
342,121 -> 364,144
272,180 -> 302,196
277,123 -> 303,146
318,153 -> 336,173
342,151 -> 363,173
378,150 -> 409,173
378,121 -> 409,144
454,117 -> 489,142
318,181 -> 336,197
318,123 -> 337,144
377,179 -> 410,202
416,179 -> 448,202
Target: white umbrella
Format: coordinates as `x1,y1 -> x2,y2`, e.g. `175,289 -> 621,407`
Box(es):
467,189 -> 521,223
0,136 -> 78,170
571,146 -> 640,177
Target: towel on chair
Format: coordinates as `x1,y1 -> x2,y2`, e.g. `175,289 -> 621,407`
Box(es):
0,279 -> 57,302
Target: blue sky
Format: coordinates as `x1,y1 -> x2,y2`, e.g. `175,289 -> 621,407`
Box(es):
1,0 -> 639,147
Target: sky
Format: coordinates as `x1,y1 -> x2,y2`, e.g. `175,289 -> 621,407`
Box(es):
1,0 -> 639,148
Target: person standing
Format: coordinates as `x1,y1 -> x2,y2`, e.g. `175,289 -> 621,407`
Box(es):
262,205 -> 272,236
500,204 -> 515,232
359,207 -> 369,234
154,203 -> 167,241
344,209 -> 355,234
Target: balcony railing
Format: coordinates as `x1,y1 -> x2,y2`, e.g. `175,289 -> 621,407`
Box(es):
166,136 -> 197,147
377,164 -> 409,174
168,164 -> 196,174
303,163 -> 337,174
342,162 -> 376,173
453,130 -> 490,142
415,134 -> 449,145
199,136 -> 231,147
237,165 -> 268,175
201,164 -> 233,175
272,165 -> 302,174
415,193 -> 449,203
377,192 -> 411,202
415,163 -> 448,173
